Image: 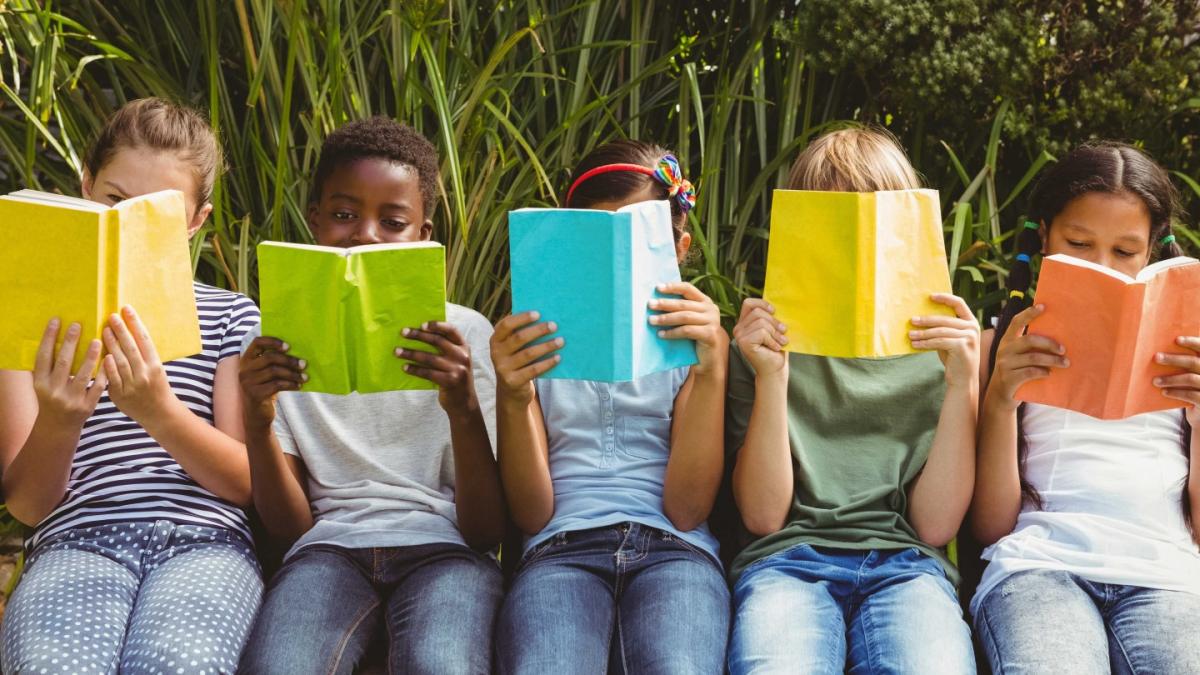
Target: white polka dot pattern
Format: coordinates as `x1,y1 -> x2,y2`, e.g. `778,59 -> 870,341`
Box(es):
1,521 -> 262,674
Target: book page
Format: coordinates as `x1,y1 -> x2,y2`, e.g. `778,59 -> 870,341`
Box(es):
114,190 -> 202,363
628,200 -> 697,380
1127,260 -> 1200,416
2,190 -> 108,211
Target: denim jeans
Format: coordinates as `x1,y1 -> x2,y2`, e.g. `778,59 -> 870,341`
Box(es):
728,543 -> 974,674
495,522 -> 730,674
238,542 -> 502,675
1,521 -> 261,675
975,569 -> 1200,674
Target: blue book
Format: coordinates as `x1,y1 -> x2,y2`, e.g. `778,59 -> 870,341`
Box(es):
508,200 -> 699,381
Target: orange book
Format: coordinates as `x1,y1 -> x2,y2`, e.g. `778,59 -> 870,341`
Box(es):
1015,253 -> 1200,419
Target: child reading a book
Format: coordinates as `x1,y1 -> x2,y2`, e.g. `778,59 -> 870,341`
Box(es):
971,142 -> 1200,673
492,140 -> 730,674
0,98 -> 263,673
725,127 -> 979,674
236,117 -> 505,675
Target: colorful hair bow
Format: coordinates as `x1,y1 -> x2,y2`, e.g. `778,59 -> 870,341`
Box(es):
651,154 -> 697,213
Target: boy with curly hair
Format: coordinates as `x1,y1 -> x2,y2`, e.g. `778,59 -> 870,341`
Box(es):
238,117 -> 504,674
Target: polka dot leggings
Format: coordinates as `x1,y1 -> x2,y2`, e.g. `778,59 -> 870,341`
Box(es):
1,521 -> 262,675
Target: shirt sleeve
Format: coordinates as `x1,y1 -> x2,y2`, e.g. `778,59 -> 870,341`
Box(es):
220,292 -> 262,361
465,314 -> 499,456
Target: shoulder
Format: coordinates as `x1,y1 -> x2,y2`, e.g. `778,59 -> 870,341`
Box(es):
194,281 -> 260,318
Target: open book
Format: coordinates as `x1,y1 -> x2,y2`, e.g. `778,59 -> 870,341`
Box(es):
257,241 -> 446,394
1016,253 -> 1200,419
0,189 -> 200,371
508,200 -> 698,381
763,189 -> 954,358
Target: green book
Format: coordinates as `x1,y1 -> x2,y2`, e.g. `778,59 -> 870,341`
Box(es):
257,241 -> 446,394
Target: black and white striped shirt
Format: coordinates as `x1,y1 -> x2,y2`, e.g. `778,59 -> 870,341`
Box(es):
28,282 -> 260,552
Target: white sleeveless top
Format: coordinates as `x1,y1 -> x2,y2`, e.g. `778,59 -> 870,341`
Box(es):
971,403 -> 1200,615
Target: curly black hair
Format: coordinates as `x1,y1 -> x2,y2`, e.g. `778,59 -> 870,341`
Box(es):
310,116 -> 440,217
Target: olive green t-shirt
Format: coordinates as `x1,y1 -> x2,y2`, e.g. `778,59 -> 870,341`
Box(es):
725,345 -> 958,584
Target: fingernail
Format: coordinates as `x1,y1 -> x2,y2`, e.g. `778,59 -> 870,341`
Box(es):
766,304 -> 774,312
67,323 -> 80,334
395,348 -> 405,357
1154,377 -> 1163,386
911,317 -> 922,325
403,364 -> 411,372
422,322 -> 430,330
908,331 -> 918,338
530,311 -> 540,320
658,330 -> 666,337
301,374 -> 309,382
1062,358 -> 1070,367
648,315 -> 659,325
548,322 -> 557,332
553,355 -> 562,362
555,337 -> 565,346
1157,353 -> 1166,363
298,359 -> 307,369
402,328 -> 411,337
281,342 -> 290,352
49,317 -> 60,328
778,323 -> 787,331
1036,304 -> 1045,310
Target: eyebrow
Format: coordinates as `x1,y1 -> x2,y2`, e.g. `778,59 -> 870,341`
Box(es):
1060,221 -> 1146,246
328,192 -> 363,204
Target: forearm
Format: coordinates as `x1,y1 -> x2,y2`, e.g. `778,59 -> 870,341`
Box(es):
496,396 -> 554,535
141,398 -> 252,506
244,425 -> 313,543
1,416 -> 81,526
732,373 -> 793,536
908,380 -> 978,547
448,402 -> 507,551
663,367 -> 727,531
971,391 -> 1025,544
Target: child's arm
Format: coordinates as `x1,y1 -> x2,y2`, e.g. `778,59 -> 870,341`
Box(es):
397,321 -> 506,551
239,336 -> 314,543
101,307 -> 252,506
1152,334 -> 1200,543
905,294 -> 980,546
650,282 -> 728,531
972,305 -> 1069,544
490,312 -> 561,535
729,299 -> 794,536
0,321 -> 107,525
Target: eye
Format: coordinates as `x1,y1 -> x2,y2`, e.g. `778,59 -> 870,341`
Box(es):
332,210 -> 356,221
106,194 -> 125,204
382,219 -> 409,230
1115,248 -> 1136,258
1066,239 -> 1090,249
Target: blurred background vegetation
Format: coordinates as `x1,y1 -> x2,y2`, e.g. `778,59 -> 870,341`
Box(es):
1,0 -> 1197,321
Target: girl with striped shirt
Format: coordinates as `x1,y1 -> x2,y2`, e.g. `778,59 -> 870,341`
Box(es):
0,98 -> 262,674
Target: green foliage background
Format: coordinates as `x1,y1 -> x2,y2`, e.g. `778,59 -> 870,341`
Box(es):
1,0 -> 1198,323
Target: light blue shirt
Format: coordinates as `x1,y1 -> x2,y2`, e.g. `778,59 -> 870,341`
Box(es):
528,367 -> 721,563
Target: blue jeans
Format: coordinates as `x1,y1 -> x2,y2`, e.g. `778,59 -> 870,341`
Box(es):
496,522 -> 730,674
729,543 -> 974,674
975,569 -> 1200,674
238,542 -> 502,675
1,521 -> 262,675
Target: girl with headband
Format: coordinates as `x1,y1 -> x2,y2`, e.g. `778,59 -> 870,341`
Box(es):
492,140 -> 730,674
972,143 -> 1200,673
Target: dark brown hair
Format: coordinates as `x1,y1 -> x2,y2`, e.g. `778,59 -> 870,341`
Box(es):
84,97 -> 223,212
565,139 -> 690,241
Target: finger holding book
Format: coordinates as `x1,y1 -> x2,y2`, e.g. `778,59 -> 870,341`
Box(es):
1154,335 -> 1200,424
647,281 -> 727,373
239,336 -> 306,429
32,318 -> 108,427
101,306 -> 178,425
731,297 -> 789,378
490,311 -> 563,403
909,293 -> 980,388
986,304 -> 1070,410
396,321 -> 479,413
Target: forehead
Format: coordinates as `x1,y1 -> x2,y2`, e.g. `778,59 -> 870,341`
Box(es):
95,146 -> 199,198
1053,191 -> 1151,243
323,158 -> 422,200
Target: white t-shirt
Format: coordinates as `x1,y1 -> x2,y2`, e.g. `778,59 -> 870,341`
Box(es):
972,403 -> 1200,615
243,303 -> 497,559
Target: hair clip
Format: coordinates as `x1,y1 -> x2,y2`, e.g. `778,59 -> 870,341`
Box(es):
1009,290 -> 1026,300
1023,221 -> 1039,230
1015,253 -> 1031,263
1160,233 -> 1176,246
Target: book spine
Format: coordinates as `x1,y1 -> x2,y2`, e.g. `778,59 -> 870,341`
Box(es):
617,213 -> 629,381
1107,283 -> 1144,418
861,193 -> 876,355
101,209 -> 121,330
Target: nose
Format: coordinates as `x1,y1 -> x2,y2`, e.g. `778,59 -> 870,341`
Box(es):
349,219 -> 383,245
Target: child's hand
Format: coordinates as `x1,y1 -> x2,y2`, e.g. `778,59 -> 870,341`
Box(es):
1153,336 -> 1200,426
490,312 -> 562,405
396,322 -> 479,415
101,307 -> 180,426
31,318 -> 108,428
910,293 -> 981,389
731,298 -> 789,381
985,304 -> 1069,411
648,282 -> 728,376
239,336 -> 306,432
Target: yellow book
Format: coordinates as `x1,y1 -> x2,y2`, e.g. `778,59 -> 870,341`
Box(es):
0,189 -> 201,371
763,189 -> 953,358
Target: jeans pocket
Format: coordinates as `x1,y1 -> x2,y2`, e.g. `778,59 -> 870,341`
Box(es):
521,532 -> 566,567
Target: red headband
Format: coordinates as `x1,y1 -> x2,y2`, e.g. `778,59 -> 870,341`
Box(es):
565,163 -> 657,207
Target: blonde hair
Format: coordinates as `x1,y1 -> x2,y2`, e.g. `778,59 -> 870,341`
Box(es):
84,97 -> 223,211
786,126 -> 920,192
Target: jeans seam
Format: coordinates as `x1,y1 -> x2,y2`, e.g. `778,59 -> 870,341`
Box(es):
859,594 -> 879,674
1105,617 -> 1139,675
327,598 -> 379,675
977,605 -> 1008,675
